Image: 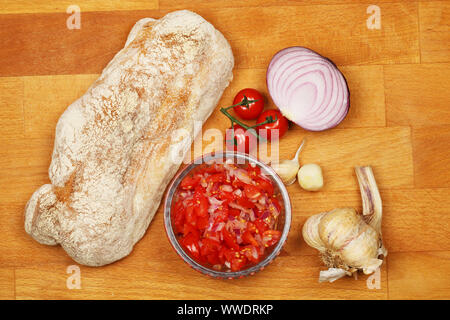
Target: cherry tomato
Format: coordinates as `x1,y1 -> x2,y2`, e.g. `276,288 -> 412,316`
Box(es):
233,88 -> 264,120
257,109 -> 289,141
225,124 -> 257,154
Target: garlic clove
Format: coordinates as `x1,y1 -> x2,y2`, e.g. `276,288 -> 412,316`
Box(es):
271,138 -> 305,185
362,258 -> 383,275
297,163 -> 323,191
318,208 -> 362,251
271,160 -> 300,185
339,225 -> 380,268
302,212 -> 327,252
319,268 -> 352,283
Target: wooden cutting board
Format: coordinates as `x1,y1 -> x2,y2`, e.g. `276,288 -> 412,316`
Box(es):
1,0 -> 449,300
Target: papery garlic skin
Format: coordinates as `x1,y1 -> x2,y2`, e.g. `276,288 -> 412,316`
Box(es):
271,160 -> 300,185
298,163 -> 323,191
302,166 -> 386,283
302,211 -> 327,252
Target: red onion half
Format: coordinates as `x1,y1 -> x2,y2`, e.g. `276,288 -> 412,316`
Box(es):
267,47 -> 349,131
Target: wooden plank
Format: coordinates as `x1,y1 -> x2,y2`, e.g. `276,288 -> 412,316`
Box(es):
277,127 -> 414,191
0,3 -> 419,77
24,74 -> 98,140
0,77 -> 24,139
0,10 -> 160,77
0,138 -> 51,204
382,188 -> 450,253
0,0 -> 158,14
287,188 -> 450,254
15,258 -> 387,299
178,3 -> 419,68
419,1 -> 450,63
0,200 -> 164,268
160,0 -> 421,10
0,204 -> 75,267
0,0 -> 420,14
388,251 -> 450,299
412,125 -> 450,188
338,65 -> 386,128
181,3 -> 420,67
0,268 -> 15,300
384,64 -> 450,126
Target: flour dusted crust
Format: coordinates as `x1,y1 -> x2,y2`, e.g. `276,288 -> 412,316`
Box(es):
24,10 -> 234,266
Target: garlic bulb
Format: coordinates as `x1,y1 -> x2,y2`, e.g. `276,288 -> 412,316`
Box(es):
271,139 -> 305,185
302,166 -> 387,283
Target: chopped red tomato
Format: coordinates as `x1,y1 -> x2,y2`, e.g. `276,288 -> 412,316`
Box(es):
222,228 -> 240,251
197,216 -> 209,230
200,238 -> 221,257
235,196 -> 255,209
241,245 -> 260,263
262,230 -> 282,247
194,195 -> 209,218
231,257 -> 247,272
172,161 -> 283,272
180,175 -> 201,190
228,208 -> 241,217
244,184 -> 261,200
181,233 -> 200,259
183,223 -> 199,238
255,177 -> 274,197
242,230 -> 259,247
246,164 -> 261,177
206,173 -> 225,184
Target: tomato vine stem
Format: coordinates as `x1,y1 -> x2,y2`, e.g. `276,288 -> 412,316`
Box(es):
220,95 -> 278,143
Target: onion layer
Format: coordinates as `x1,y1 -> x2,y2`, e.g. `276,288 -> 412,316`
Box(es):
267,47 -> 349,131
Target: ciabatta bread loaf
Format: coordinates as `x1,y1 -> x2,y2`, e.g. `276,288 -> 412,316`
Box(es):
24,10 -> 234,266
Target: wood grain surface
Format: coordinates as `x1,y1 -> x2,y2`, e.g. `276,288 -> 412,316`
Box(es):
0,0 -> 449,300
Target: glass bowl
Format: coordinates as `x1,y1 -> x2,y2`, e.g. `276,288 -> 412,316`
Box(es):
163,151 -> 292,279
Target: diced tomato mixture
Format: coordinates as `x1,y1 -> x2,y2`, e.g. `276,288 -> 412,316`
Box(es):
172,160 -> 282,272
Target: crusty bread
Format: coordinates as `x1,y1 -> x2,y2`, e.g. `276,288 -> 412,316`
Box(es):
24,10 -> 234,266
